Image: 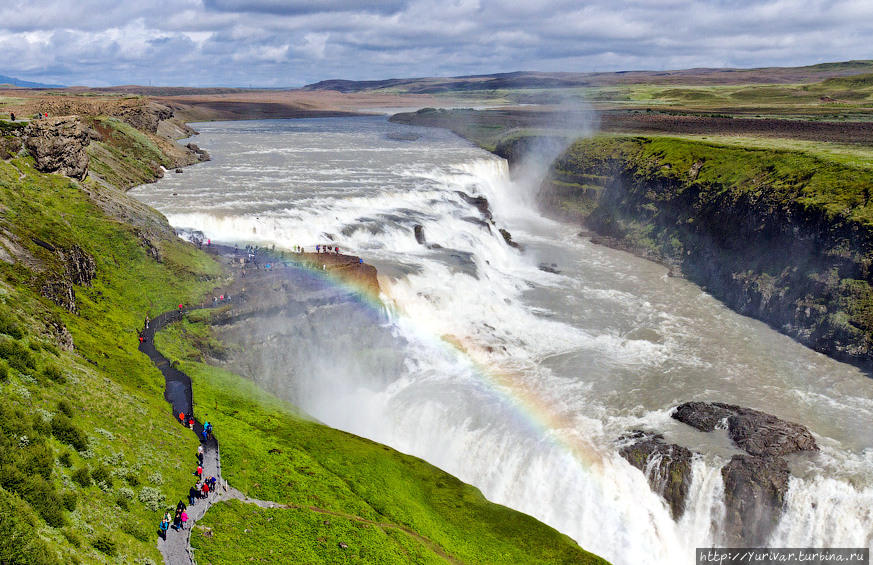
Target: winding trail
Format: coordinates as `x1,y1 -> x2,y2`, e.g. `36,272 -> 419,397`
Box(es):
142,305 -> 460,563
139,308 -> 222,565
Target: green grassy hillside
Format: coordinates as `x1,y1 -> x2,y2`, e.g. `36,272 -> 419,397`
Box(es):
155,319 -> 607,565
0,147 -> 222,563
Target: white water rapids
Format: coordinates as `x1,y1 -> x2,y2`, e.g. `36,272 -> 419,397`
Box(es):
131,117 -> 873,564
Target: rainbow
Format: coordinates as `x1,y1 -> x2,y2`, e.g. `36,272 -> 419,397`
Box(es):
275,249 -> 607,474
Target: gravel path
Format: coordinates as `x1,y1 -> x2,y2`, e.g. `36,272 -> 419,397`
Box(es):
140,308 -> 222,565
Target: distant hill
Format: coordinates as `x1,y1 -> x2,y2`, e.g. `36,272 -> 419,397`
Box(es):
303,60 -> 873,93
0,74 -> 63,88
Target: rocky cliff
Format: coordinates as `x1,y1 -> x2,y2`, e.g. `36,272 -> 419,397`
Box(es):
525,135 -> 873,372
23,117 -> 91,180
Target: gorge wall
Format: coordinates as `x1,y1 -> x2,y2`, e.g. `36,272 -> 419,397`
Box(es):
509,135 -> 873,372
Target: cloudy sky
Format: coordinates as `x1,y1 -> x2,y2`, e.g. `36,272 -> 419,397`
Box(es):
3,0 -> 872,87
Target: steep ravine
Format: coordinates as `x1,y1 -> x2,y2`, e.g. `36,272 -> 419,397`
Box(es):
499,135 -> 873,373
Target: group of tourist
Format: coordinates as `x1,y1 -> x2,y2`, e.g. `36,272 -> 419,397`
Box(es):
159,418 -> 219,540
315,244 -> 341,254
159,501 -> 189,539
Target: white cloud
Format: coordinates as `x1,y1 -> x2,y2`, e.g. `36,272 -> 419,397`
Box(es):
0,0 -> 870,86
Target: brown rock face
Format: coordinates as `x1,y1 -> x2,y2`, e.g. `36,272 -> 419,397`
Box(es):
618,430 -> 694,519
672,401 -> 818,457
112,102 -> 173,134
23,117 -> 91,180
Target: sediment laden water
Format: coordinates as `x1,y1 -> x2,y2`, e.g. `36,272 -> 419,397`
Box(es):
131,117 -> 873,564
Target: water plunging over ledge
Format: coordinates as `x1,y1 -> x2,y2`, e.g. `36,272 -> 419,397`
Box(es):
131,116 -> 873,564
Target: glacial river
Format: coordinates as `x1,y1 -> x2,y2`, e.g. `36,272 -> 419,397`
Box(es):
131,116 -> 873,564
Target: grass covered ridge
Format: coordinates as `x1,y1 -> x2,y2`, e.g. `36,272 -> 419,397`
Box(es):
0,149 -> 221,563
155,319 -> 608,565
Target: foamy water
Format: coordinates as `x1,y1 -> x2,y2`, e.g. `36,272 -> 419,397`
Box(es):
132,117 -> 873,563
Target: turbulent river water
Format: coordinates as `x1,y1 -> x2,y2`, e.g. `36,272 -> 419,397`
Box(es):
131,117 -> 873,564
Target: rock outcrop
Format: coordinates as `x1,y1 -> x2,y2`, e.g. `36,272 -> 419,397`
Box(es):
37,244 -> 96,314
456,191 -> 493,221
618,430 -> 694,519
186,143 -> 210,162
23,117 -> 90,180
721,455 -> 790,546
61,245 -> 97,286
668,401 -> 816,546
414,224 -> 427,245
112,102 -> 173,134
499,228 -> 520,248
672,401 -> 818,457
619,401 -> 818,545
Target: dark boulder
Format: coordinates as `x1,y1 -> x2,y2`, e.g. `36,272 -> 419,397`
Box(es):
456,191 -> 493,220
413,224 -> 426,245
672,401 -> 818,457
721,455 -> 790,546
499,228 -> 520,249
618,430 -> 694,519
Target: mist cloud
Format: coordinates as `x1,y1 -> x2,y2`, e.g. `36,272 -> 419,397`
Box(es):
1,0 -> 871,86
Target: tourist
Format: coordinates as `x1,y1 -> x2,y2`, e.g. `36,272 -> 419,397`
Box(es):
177,500 -> 186,513
316,244 -> 320,253
159,514 -> 170,539
196,464 -> 202,479
9,112 -> 14,121
188,485 -> 198,506
201,481 -> 210,498
180,510 -> 188,529
144,315 -> 150,329
197,444 -> 204,463
188,415 -> 195,430
178,412 -> 185,426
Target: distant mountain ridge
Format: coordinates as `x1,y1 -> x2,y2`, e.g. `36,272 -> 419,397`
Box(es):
0,74 -> 63,88
302,60 -> 873,93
